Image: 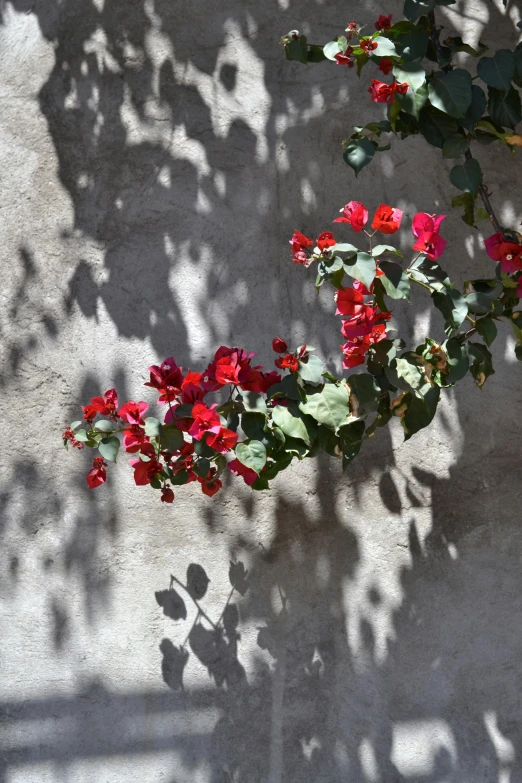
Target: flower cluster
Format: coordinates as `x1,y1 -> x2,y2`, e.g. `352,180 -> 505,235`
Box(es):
368,78 -> 408,104
336,287 -> 390,368
289,229 -> 336,265
64,343 -> 326,501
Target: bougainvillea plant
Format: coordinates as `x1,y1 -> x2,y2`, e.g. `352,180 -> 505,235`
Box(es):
281,2 -> 522,230
63,198 -> 522,503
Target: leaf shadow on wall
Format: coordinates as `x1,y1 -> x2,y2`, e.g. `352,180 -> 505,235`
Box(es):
156,439 -> 522,783
2,0 -> 521,374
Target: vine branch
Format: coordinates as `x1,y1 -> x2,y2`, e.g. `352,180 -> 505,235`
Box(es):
427,11 -> 506,240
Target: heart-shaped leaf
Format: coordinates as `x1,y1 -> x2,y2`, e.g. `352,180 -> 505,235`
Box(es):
449,158 -> 482,194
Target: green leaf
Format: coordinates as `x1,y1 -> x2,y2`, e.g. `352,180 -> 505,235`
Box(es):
349,374 -> 380,415
449,158 -> 482,195
299,384 -> 350,431
306,45 -> 327,63
331,243 -> 358,254
236,440 -> 267,474
70,420 -> 82,431
465,293 -> 492,314
345,252 -> 377,290
144,417 -> 161,437
442,133 -> 470,159
268,373 -> 302,401
94,419 -> 114,433
284,35 -> 309,64
488,86 -> 522,130
74,428 -> 91,443
419,106 -> 459,148
393,62 -> 426,92
169,469 -> 189,486
379,260 -> 411,299
298,353 -> 324,384
343,138 -> 375,176
475,315 -> 498,346
401,387 -> 440,440
162,425 -> 184,452
459,85 -> 487,131
241,412 -> 266,441
468,342 -> 494,387
397,83 -> 429,119
98,436 -> 120,463
241,391 -> 267,414
451,193 -> 477,227
338,420 -> 365,469
394,356 -> 431,395
443,338 -> 469,384
432,289 -> 469,333
409,256 -> 451,291
367,339 -> 399,376
373,36 -> 397,57
428,69 -> 472,118
396,27 -> 429,61
444,35 -> 487,58
477,50 -> 515,92
272,404 -> 313,445
372,244 -> 403,257
194,458 -> 210,478
404,0 -> 436,22
323,39 -> 345,61
194,439 -> 215,458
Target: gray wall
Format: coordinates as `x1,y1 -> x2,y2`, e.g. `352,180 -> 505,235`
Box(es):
1,0 -> 522,780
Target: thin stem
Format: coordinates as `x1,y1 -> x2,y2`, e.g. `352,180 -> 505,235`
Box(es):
407,272 -> 476,326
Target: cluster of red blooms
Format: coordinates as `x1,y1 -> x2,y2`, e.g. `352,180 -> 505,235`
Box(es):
290,199 -> 450,368
62,427 -> 84,451
289,229 -> 336,265
368,78 -> 408,104
335,16 -> 393,71
68,343 -> 320,501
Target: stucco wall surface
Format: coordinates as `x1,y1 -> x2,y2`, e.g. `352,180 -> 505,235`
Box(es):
1,0 -> 522,780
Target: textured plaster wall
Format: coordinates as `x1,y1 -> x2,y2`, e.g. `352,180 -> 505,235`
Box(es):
1,0 -> 522,780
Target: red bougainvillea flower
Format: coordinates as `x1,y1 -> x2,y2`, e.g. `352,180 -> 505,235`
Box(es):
257,370 -> 282,393
198,468 -> 223,497
341,323 -> 388,369
86,457 -> 107,489
129,444 -> 162,486
413,231 -> 447,261
228,458 -> 258,486
484,232 -> 522,274
371,204 -> 403,234
90,388 -> 119,417
82,403 -> 99,421
361,38 -> 379,54
316,231 -> 336,253
161,487 -> 175,503
290,229 -> 314,265
334,50 -> 354,67
369,79 -> 408,104
188,402 -> 221,440
345,20 -> 358,33
123,424 -> 150,453
275,353 -> 299,372
62,428 -> 84,450
145,357 -> 184,399
272,337 -> 288,353
375,14 -> 392,30
341,304 -> 385,339
335,287 -> 365,317
368,79 -> 394,104
411,212 -> 447,260
412,212 -> 446,237
118,400 -> 149,425
378,57 -> 394,75
206,427 -> 238,454
333,200 -> 368,232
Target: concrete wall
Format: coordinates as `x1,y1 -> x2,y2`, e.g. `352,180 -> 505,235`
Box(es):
2,0 -> 522,780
